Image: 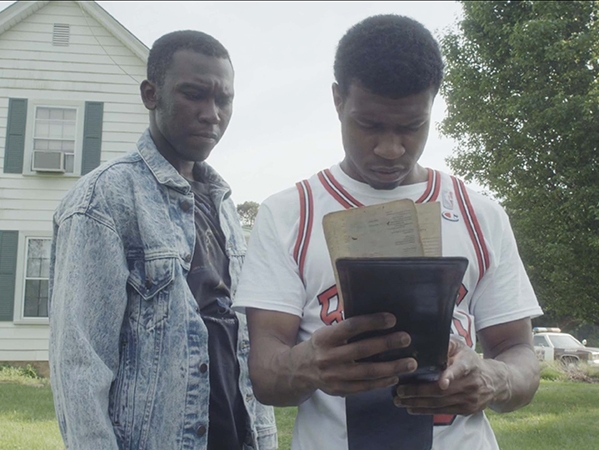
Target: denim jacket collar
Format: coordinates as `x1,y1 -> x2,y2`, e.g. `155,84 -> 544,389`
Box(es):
136,128 -> 231,203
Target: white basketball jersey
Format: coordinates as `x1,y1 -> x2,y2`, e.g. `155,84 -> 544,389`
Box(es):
234,163 -> 542,450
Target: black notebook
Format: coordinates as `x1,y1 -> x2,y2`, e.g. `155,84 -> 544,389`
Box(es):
336,256 -> 468,384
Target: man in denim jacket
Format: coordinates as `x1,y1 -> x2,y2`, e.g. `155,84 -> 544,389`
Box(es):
48,30 -> 277,450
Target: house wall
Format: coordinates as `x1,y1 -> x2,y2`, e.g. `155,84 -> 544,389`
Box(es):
0,1 -> 149,362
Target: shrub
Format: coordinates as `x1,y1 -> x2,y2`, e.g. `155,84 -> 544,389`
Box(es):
539,360 -> 599,383
540,361 -> 567,381
0,364 -> 46,386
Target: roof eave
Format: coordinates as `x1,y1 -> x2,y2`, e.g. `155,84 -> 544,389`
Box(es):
0,1 -> 49,36
0,1 -> 149,63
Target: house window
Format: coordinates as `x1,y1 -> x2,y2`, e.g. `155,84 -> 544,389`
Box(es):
4,98 -> 104,177
23,238 -> 51,318
33,107 -> 76,173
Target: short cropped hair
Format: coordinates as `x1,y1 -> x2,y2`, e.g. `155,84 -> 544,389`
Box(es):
334,15 -> 444,99
147,30 -> 231,86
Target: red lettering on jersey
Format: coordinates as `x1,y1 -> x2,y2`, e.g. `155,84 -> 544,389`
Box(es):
434,414 -> 456,426
317,285 -> 344,325
456,283 -> 468,306
453,316 -> 473,347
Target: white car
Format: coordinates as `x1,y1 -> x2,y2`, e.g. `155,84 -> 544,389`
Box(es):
533,327 -> 599,366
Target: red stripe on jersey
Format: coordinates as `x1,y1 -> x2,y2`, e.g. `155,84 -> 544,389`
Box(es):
293,180 -> 314,282
458,179 -> 490,272
317,285 -> 344,325
293,181 -> 306,263
453,312 -> 473,347
415,169 -> 440,203
456,284 -> 468,306
318,169 -> 364,209
430,170 -> 441,202
434,414 -> 456,426
451,177 -> 488,282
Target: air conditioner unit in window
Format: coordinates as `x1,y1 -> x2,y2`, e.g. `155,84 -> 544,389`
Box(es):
32,150 -> 65,173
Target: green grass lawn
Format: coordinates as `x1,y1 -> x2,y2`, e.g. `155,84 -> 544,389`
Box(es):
275,380 -> 599,450
2,366 -> 599,450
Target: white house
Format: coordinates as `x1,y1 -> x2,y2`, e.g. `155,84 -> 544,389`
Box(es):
0,0 -> 149,373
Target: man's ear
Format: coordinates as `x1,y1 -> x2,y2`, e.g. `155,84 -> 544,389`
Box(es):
140,80 -> 158,111
332,82 -> 344,118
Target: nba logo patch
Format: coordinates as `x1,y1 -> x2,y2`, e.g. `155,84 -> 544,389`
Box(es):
442,190 -> 454,210
442,211 -> 459,222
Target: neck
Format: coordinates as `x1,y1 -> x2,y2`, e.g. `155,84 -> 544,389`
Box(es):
148,122 -> 195,181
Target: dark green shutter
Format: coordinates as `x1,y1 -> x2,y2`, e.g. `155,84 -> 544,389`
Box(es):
81,101 -> 104,175
4,98 -> 28,174
0,231 -> 18,321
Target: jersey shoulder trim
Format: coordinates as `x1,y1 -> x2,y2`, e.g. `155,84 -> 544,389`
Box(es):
293,179 -> 314,283
450,176 -> 490,282
317,169 -> 364,208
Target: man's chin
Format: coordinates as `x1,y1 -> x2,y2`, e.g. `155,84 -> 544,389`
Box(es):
364,173 -> 405,190
367,180 -> 401,190
184,145 -> 215,162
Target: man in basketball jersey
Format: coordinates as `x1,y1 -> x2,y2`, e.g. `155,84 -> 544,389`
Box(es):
233,14 -> 542,449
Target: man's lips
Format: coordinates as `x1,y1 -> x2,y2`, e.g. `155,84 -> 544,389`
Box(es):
370,167 -> 405,181
193,131 -> 218,140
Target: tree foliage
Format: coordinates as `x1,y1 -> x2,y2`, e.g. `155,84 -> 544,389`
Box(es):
440,1 -> 599,324
236,201 -> 260,227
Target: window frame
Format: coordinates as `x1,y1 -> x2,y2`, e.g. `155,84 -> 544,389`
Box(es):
533,335 -> 549,347
22,99 -> 85,177
13,231 -> 52,325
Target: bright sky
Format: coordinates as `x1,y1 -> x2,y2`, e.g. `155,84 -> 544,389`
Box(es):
1,1 -> 472,204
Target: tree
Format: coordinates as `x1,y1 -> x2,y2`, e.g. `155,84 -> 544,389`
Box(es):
439,1 -> 599,324
236,201 -> 260,227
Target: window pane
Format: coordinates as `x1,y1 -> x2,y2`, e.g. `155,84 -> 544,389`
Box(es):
49,108 -> 63,120
64,109 -> 76,121
34,139 -> 49,151
26,239 -> 51,278
24,280 -> 49,318
48,140 -> 62,151
63,123 -> 76,139
549,335 -> 583,348
48,121 -> 63,139
36,108 -> 50,120
35,122 -> 50,138
62,141 -> 75,151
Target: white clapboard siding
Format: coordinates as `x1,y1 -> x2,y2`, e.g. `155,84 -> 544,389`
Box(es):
0,1 -> 149,361
1,58 -> 146,77
0,323 -> 50,362
1,48 -> 146,67
0,350 -> 50,361
0,324 -> 50,340
1,68 -> 144,86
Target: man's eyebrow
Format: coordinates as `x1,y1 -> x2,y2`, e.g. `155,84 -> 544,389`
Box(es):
177,81 -> 210,90
177,81 -> 233,96
352,113 -> 429,126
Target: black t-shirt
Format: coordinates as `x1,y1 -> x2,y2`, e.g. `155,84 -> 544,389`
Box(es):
186,175 -> 247,449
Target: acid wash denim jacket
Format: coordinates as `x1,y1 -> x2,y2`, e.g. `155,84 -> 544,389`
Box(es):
48,129 -> 277,450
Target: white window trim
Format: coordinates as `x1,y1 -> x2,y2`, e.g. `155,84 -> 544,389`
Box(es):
23,99 -> 85,178
13,231 -> 52,325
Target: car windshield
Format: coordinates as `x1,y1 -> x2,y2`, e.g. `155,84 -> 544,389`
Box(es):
549,334 -> 583,348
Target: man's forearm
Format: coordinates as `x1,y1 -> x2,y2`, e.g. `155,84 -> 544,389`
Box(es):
250,338 -> 317,407
486,343 -> 540,413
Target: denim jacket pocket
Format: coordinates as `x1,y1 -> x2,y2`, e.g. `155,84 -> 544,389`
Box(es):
127,253 -> 176,331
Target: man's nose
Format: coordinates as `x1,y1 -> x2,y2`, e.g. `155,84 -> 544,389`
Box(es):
373,132 -> 405,160
198,99 -> 220,124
